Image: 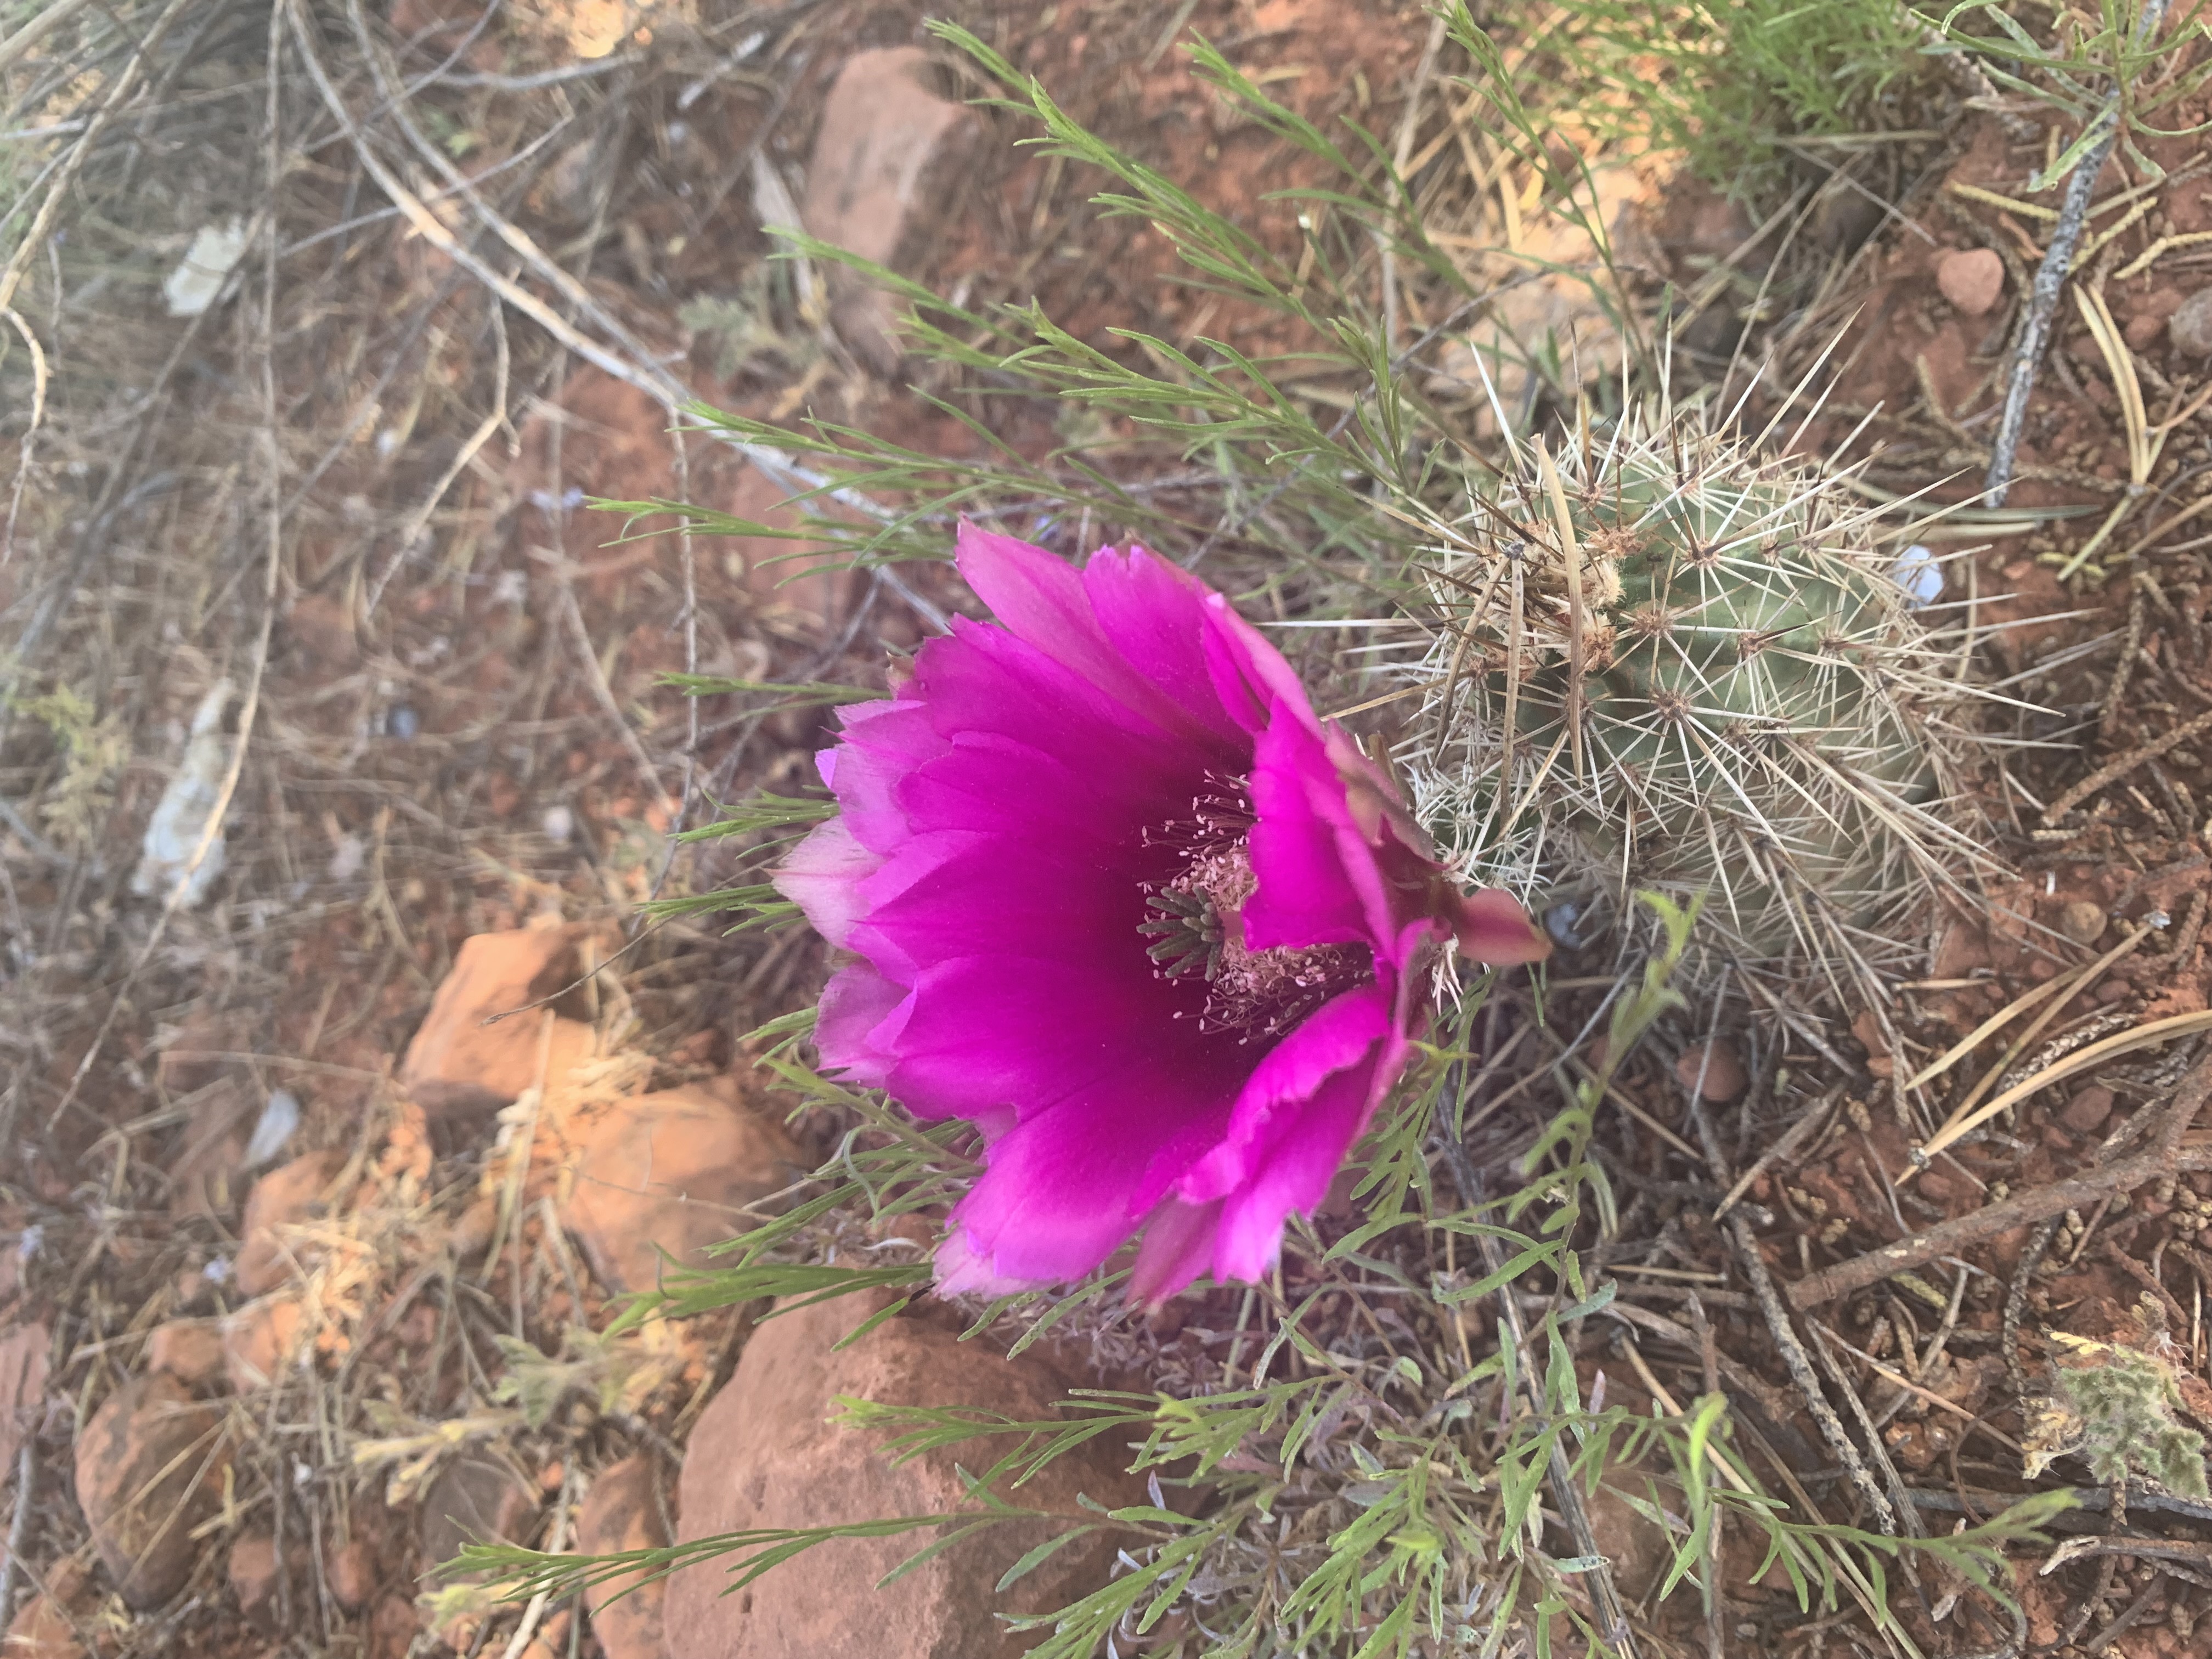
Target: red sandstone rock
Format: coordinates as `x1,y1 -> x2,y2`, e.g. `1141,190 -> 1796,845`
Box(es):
800,48 -> 978,373
325,1536 -> 378,1612
399,927 -> 596,1122
74,1373 -> 229,1608
558,1079 -> 804,1295
369,1592 -> 421,1659
2173,287 -> 2212,356
575,1455 -> 668,1659
3,1555 -> 91,1659
156,1006 -> 250,1095
662,1294 -> 1139,1659
220,1296 -> 306,1392
2060,1085 -> 2115,1133
170,1078 -> 257,1218
1935,247 -> 2004,317
417,1452 -> 540,1568
144,1318 -> 226,1390
227,1531 -> 285,1619
235,1150 -> 343,1297
1675,1040 -> 1747,1103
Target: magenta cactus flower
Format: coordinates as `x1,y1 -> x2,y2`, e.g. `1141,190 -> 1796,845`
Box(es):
775,525 -> 1549,1305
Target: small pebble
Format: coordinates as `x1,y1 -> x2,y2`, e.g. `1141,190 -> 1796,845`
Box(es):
2172,289 -> 2212,357
1936,247 -> 2005,317
2061,1085 -> 2114,1133
541,805 -> 574,843
384,704 -> 420,740
1675,1039 -> 1747,1103
2058,899 -> 2106,945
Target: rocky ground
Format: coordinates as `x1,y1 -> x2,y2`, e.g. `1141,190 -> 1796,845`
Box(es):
8,2 -> 2212,1657
0,4 -> 1448,1658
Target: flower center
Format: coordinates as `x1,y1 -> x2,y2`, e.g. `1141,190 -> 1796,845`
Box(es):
1140,833 -> 1370,1041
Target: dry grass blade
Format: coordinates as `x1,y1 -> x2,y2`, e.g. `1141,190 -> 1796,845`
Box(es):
1901,922 -> 2151,1175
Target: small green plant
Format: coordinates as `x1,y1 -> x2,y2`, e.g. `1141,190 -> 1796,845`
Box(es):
1542,0 -> 1941,199
2025,1329 -> 2211,1498
16,682 -> 128,844
1400,399 -> 1984,969
1928,0 -> 2212,187
677,262 -> 820,382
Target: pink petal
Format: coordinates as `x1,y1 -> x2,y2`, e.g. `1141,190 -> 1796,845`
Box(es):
912,616 -> 1220,805
1242,704 -> 1396,953
1173,984 -> 1394,1204
954,523 -> 1232,751
1454,888 -> 1553,966
854,831 -> 1150,984
1127,1197 -> 1224,1308
1082,546 -> 1250,754
771,818 -> 879,950
1197,591 -> 1331,735
887,951 -> 1212,1121
1210,1051 -> 1383,1284
827,701 -> 949,855
935,1226 -> 1048,1299
945,1040 -> 1252,1283
815,961 -> 912,1086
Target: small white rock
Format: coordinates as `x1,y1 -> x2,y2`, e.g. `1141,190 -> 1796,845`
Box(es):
131,682 -> 234,908
1892,544 -> 1944,608
162,218 -> 250,318
244,1090 -> 301,1166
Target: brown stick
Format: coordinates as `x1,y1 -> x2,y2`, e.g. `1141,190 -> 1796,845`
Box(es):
2044,704 -> 2212,823
1787,1056 -> 2212,1308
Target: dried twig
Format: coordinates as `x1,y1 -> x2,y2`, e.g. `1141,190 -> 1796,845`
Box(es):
42,35 -> 291,1133
1729,1211 -> 1898,1531
1983,0 -> 2172,507
0,1438 -> 35,1644
2045,705 -> 2212,822
1791,1054 -> 2212,1306
2003,1215 -> 2064,1411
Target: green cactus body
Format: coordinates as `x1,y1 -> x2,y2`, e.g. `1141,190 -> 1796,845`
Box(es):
1402,402 -> 1983,966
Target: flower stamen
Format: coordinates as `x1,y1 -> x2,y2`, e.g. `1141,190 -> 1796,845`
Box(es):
1142,832 -> 1370,1040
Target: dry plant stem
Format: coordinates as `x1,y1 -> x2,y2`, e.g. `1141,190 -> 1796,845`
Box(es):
498,1465 -> 575,1659
2045,704 -> 2212,822
279,0 -> 882,530
0,0 -> 103,74
1728,1210 -> 1898,1532
1807,1320 -> 1926,1535
1713,1089 -> 1839,1217
1791,1054 -> 2212,1307
0,0 -> 198,313
1684,1084 -> 1900,1531
1985,0 -> 2171,507
1600,1301 -> 1793,1420
2003,1215 -> 2063,1412
1904,924 -> 2152,1174
552,557 -> 676,820
0,1438 -> 34,1642
0,306 -> 49,571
